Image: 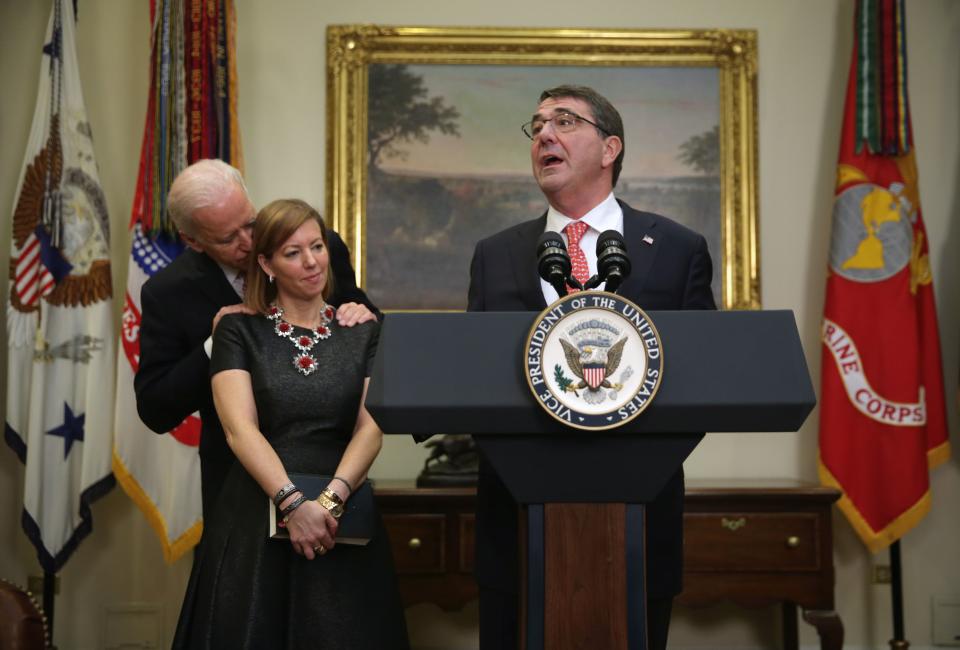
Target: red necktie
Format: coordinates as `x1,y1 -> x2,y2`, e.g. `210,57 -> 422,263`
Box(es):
564,220 -> 590,294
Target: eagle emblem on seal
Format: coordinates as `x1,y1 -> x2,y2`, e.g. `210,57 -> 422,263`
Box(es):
556,319 -> 628,405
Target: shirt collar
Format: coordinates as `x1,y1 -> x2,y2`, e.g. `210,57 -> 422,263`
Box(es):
545,192 -> 620,235
215,259 -> 245,297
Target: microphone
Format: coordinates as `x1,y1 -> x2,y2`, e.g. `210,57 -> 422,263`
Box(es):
536,231 -> 579,296
595,229 -> 631,293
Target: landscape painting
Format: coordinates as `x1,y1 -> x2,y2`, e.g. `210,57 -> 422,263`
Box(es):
366,65 -> 720,310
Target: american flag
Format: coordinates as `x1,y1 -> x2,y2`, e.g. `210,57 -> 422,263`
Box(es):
14,233 -> 54,306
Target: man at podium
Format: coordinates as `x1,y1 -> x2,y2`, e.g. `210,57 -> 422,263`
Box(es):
467,85 -> 716,650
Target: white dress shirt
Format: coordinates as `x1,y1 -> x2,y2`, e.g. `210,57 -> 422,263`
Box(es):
217,261 -> 246,299
539,192 -> 624,304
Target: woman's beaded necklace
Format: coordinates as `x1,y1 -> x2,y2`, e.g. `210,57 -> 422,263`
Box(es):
266,303 -> 334,376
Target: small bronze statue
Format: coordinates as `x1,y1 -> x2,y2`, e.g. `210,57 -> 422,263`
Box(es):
416,434 -> 479,487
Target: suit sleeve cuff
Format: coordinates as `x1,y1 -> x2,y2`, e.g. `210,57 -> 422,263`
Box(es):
204,335 -> 214,358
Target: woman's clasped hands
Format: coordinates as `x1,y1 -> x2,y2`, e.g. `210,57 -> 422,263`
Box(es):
285,499 -> 339,560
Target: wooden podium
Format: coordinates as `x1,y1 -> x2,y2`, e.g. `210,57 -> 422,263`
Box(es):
367,310 -> 815,650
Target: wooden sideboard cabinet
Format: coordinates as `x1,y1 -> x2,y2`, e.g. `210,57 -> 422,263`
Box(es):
374,480 -> 843,649
376,482 -> 478,612
679,481 -> 843,650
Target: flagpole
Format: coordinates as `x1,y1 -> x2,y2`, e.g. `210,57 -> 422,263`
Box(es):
889,541 -> 908,649
43,570 -> 56,646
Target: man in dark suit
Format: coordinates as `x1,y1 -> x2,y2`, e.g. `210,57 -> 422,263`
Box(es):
467,85 -> 716,650
135,159 -> 377,522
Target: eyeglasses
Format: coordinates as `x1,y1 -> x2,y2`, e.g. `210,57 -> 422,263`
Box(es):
521,111 -> 611,140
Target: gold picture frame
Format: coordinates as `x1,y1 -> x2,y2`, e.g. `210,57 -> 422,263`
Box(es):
326,25 -> 759,310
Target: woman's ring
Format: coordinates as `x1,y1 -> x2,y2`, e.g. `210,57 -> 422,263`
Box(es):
313,545 -> 325,554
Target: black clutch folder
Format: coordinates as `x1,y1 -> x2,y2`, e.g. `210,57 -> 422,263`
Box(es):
269,475 -> 375,546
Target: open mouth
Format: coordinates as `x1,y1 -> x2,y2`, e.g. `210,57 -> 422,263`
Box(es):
541,154 -> 564,168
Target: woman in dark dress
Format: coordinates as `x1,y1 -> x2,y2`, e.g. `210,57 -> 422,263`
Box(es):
173,199 -> 409,649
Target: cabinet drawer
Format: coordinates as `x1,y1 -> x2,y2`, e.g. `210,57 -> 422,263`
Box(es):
383,514 -> 446,574
684,512 -> 821,572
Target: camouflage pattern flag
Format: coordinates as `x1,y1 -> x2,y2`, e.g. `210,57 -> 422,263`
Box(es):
112,0 -> 242,563
818,0 -> 951,553
4,0 -> 116,572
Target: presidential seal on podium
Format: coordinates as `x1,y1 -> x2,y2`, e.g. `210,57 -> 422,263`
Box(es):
524,291 -> 663,430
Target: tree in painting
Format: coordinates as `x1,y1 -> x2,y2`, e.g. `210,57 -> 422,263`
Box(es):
367,64 -> 461,173
678,124 -> 719,175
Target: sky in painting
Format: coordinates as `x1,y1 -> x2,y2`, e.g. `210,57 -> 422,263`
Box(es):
376,65 -> 719,180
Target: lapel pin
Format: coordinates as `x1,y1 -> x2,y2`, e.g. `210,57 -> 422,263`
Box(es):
642,234 -> 654,245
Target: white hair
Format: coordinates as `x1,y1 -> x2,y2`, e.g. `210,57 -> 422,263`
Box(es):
167,159 -> 249,236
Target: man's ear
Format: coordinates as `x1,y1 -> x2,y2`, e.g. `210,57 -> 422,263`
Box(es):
180,231 -> 205,253
601,135 -> 623,169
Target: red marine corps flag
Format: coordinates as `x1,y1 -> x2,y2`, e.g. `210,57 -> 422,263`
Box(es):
818,0 -> 950,553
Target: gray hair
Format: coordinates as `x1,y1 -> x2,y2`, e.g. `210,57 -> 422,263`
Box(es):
167,159 -> 249,236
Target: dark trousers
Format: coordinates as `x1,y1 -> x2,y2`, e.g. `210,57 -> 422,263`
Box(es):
479,586 -> 674,650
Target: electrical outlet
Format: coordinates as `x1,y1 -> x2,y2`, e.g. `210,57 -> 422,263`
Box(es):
103,603 -> 162,650
872,564 -> 892,584
932,596 -> 960,646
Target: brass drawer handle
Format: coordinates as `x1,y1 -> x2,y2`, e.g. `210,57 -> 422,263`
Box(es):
786,535 -> 800,548
408,537 -> 422,550
721,517 -> 746,531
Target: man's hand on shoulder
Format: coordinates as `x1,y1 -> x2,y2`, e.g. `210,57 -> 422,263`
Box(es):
212,304 -> 256,333
335,302 -> 377,327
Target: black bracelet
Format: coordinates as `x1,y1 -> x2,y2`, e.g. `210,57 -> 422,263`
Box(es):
276,489 -> 303,511
273,483 -> 299,507
331,476 -> 353,497
280,494 -> 306,521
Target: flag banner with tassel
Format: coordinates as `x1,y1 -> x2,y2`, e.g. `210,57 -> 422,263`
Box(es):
819,0 -> 951,553
112,0 -> 242,563
4,0 -> 116,573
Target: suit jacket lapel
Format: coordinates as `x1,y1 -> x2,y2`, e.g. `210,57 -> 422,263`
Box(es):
618,201 -> 659,298
508,214 -> 548,310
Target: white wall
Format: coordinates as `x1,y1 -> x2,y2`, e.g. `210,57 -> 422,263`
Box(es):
1,1 -> 958,648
